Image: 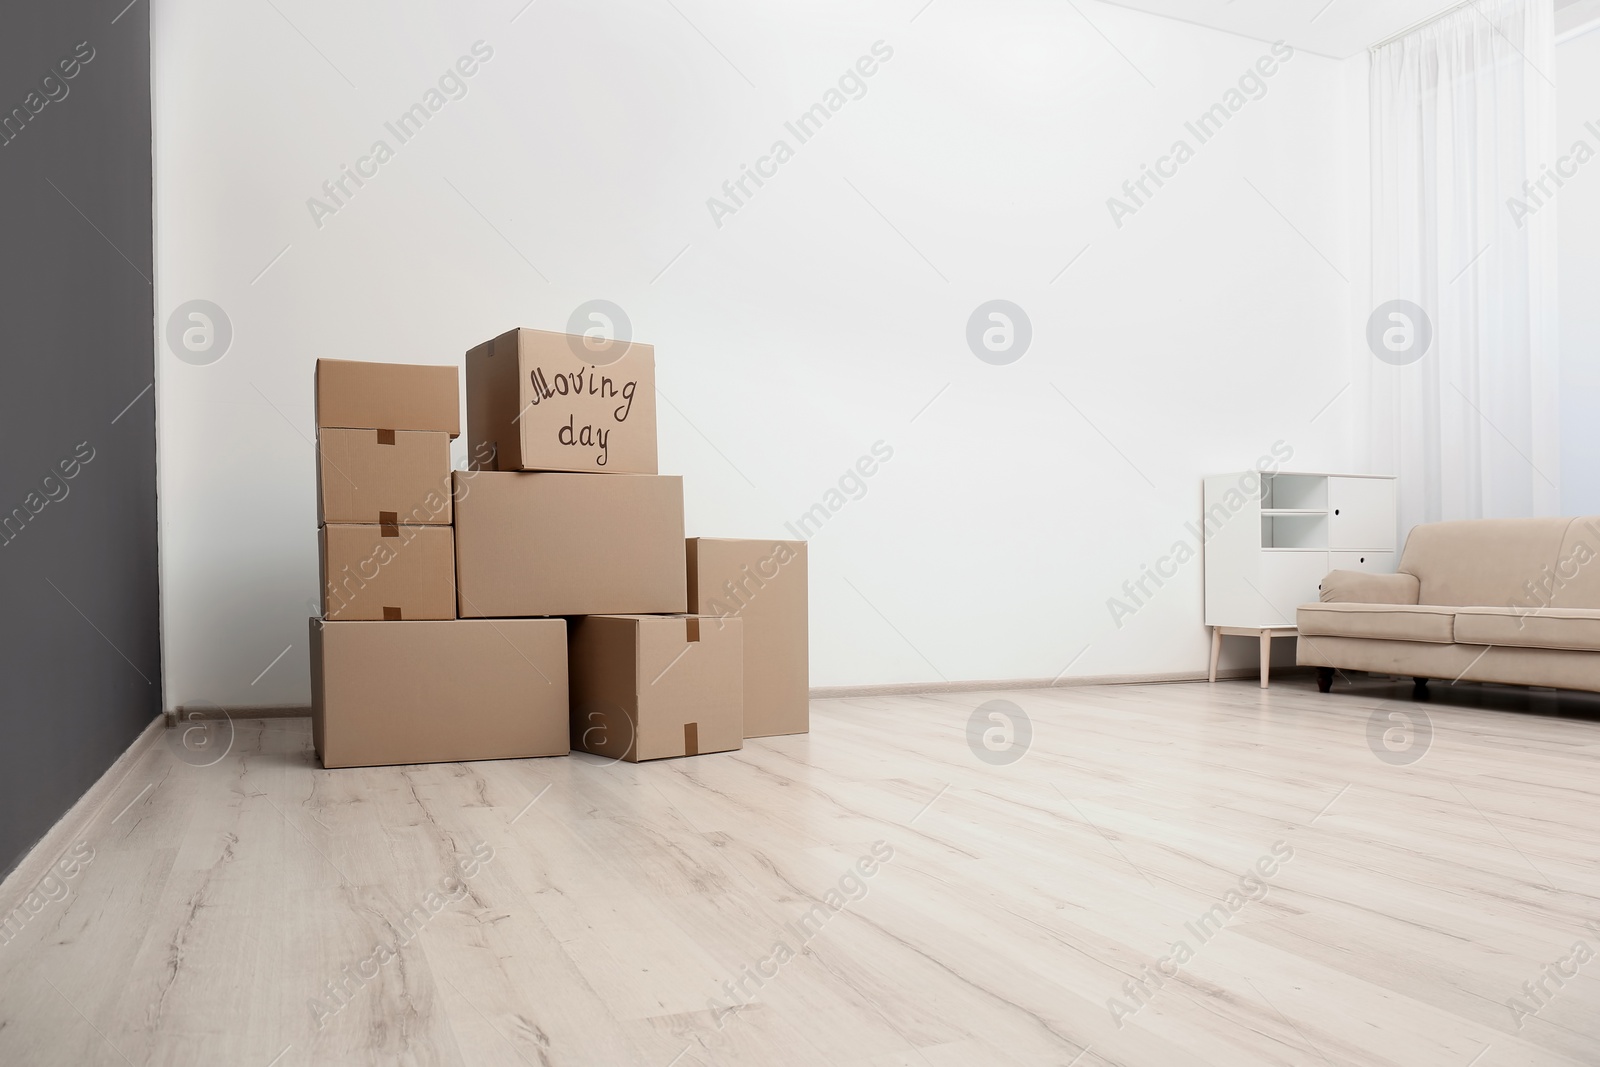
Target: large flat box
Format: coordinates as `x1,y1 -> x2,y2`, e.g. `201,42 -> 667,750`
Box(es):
316,358 -> 461,437
453,471 -> 686,617
466,327 -> 657,474
686,538 -> 809,737
317,428 -> 453,526
320,524 -> 456,621
569,615 -> 743,762
310,618 -> 568,768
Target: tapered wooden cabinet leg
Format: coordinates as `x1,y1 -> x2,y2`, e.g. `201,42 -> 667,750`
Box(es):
1209,627 -> 1222,683
1259,629 -> 1272,689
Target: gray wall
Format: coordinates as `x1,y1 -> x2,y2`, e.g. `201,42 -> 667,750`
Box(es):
0,2 -> 159,876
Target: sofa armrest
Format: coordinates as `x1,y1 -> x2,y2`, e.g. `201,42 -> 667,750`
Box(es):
1318,570 -> 1420,605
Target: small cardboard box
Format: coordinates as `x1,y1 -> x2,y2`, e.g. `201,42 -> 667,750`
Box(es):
311,617 -> 569,768
466,327 -> 657,474
453,471 -> 686,617
320,524 -> 456,621
569,615 -> 743,762
316,358 -> 461,437
686,538 -> 809,737
317,428 -> 453,526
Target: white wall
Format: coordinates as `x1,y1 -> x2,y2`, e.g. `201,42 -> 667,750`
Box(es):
153,0 -> 1358,710
1559,25 -> 1600,514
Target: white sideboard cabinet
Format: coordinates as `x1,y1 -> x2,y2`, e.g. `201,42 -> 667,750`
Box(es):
1203,471 -> 1397,686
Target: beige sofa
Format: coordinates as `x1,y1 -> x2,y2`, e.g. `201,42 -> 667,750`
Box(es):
1297,517 -> 1600,694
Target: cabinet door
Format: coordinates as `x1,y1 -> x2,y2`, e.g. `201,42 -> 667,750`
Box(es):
1259,551 -> 1331,625
1330,551 -> 1396,574
1329,478 -> 1396,550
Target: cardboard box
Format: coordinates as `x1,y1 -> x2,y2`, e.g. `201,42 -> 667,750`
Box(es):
466,327 -> 657,474
453,471 -> 686,617
569,615 -> 742,762
686,538 -> 809,737
317,428 -> 453,526
320,524 -> 456,621
316,358 -> 461,437
311,618 -> 568,768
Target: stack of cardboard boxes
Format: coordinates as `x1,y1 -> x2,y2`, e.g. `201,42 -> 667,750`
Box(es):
312,359 -> 570,768
309,328 -> 808,769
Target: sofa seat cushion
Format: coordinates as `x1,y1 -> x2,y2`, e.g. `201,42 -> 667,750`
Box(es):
1297,602 -> 1456,644
1453,606 -> 1600,652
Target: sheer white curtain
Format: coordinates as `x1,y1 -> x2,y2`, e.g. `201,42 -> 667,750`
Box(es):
1363,0 -> 1560,535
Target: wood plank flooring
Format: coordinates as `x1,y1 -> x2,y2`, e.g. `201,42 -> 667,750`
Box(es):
3,676 -> 1599,1066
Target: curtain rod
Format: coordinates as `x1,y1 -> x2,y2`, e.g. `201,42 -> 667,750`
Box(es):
1369,0 -> 1484,51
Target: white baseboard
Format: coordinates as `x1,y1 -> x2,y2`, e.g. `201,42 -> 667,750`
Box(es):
167,704 -> 310,723
176,669 -> 1304,717
809,666 -> 1304,698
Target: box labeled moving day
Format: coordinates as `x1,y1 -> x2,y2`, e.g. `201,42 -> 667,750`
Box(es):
453,471 -> 686,617
569,615 -> 743,762
320,524 -> 456,621
317,428 -> 453,526
687,538 -> 809,737
311,617 -> 568,768
466,327 -> 657,474
316,358 -> 461,437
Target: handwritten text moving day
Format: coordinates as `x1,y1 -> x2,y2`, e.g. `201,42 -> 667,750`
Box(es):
526,366 -> 638,467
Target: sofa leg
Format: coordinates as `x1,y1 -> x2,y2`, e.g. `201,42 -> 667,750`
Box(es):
1316,667 -> 1333,693
1413,677 -> 1430,700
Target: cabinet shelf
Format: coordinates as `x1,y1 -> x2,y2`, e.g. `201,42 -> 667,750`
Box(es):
1205,471 -> 1398,629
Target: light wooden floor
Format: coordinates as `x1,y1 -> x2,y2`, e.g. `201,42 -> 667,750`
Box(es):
3,677 -> 1600,1066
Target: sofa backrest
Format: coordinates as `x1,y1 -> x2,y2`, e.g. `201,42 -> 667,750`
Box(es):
1398,517 -> 1572,606
1547,517 -> 1600,609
